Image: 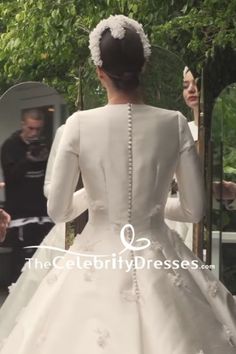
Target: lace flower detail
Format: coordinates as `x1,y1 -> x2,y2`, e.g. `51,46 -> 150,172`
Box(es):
8,282 -> 16,294
149,204 -> 161,217
120,289 -> 138,302
169,273 -> 184,287
223,324 -> 235,347
46,273 -> 58,285
207,280 -> 218,297
146,240 -> 163,259
84,266 -> 95,282
36,333 -> 47,346
89,15 -> 151,67
150,240 -> 163,252
96,328 -> 110,348
90,200 -> 105,211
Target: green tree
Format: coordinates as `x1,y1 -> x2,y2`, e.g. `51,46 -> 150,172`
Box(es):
0,0 -> 235,109
153,0 -> 236,72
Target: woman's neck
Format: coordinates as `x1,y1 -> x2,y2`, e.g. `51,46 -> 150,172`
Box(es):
193,106 -> 199,126
107,88 -> 144,105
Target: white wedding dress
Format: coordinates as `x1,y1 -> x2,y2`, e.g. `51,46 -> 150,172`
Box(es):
0,104 -> 236,354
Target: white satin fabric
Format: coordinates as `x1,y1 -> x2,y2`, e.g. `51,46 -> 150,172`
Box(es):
165,119 -> 198,249
0,105 -> 236,354
0,223 -> 65,340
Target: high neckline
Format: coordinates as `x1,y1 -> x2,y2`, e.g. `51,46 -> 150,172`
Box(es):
106,103 -> 146,106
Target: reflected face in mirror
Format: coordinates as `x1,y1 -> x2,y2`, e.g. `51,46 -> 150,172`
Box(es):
21,114 -> 44,143
183,69 -> 199,110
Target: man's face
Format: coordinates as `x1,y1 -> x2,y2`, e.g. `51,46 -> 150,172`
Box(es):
21,117 -> 44,142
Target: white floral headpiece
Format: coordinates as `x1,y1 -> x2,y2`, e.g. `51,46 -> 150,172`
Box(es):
183,66 -> 190,78
89,15 -> 151,67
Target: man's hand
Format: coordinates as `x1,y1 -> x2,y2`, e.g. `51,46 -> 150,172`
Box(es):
0,209 -> 11,242
0,182 -> 10,242
26,147 -> 49,162
213,181 -> 236,200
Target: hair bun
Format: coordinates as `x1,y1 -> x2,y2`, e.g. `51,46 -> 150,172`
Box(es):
121,72 -> 137,81
118,72 -> 139,91
99,25 -> 145,91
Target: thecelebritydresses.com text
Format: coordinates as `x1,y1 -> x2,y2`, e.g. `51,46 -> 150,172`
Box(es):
25,255 -> 215,272
24,224 -> 215,272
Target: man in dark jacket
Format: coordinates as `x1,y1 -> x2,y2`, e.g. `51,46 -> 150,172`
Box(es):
1,109 -> 53,283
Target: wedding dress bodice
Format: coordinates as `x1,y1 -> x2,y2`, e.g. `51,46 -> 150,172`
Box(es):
1,105 -> 236,354
48,104 -> 204,230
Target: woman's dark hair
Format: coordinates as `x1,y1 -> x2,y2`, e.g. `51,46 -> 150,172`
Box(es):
100,27 -> 145,91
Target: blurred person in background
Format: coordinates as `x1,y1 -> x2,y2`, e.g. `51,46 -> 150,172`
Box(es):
0,109 -> 53,283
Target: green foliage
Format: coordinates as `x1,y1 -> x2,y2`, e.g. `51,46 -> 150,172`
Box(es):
0,0 -> 91,111
0,0 -> 235,109
212,84 -> 236,178
153,0 -> 236,72
211,84 -> 236,232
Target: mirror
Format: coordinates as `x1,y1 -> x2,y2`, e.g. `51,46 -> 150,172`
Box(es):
211,83 -> 236,294
0,82 -> 67,288
0,81 -> 68,204
202,47 -> 236,294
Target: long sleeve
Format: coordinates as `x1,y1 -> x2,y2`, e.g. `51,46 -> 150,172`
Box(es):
44,120 -> 88,221
164,113 -> 205,223
44,125 -> 65,199
48,114 -> 80,222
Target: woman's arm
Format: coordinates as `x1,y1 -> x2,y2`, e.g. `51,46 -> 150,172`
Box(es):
47,113 -> 86,223
45,121 -> 88,222
44,125 -> 65,199
165,113 -> 205,223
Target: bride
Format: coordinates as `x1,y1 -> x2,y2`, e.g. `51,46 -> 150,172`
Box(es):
0,14 -> 236,354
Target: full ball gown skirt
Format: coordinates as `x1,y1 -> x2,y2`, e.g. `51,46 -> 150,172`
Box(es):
0,104 -> 236,354
0,223 -> 65,341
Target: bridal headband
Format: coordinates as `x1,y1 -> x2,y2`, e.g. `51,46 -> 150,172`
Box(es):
183,66 -> 190,78
89,14 -> 151,67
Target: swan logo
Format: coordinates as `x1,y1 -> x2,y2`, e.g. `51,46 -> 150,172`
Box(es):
119,224 -> 151,253
24,223 -> 151,258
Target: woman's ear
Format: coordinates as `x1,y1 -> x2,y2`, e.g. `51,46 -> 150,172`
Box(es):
96,67 -> 104,80
141,62 -> 147,73
96,67 -> 107,88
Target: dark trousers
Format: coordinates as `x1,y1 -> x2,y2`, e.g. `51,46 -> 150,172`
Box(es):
1,222 -> 53,285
